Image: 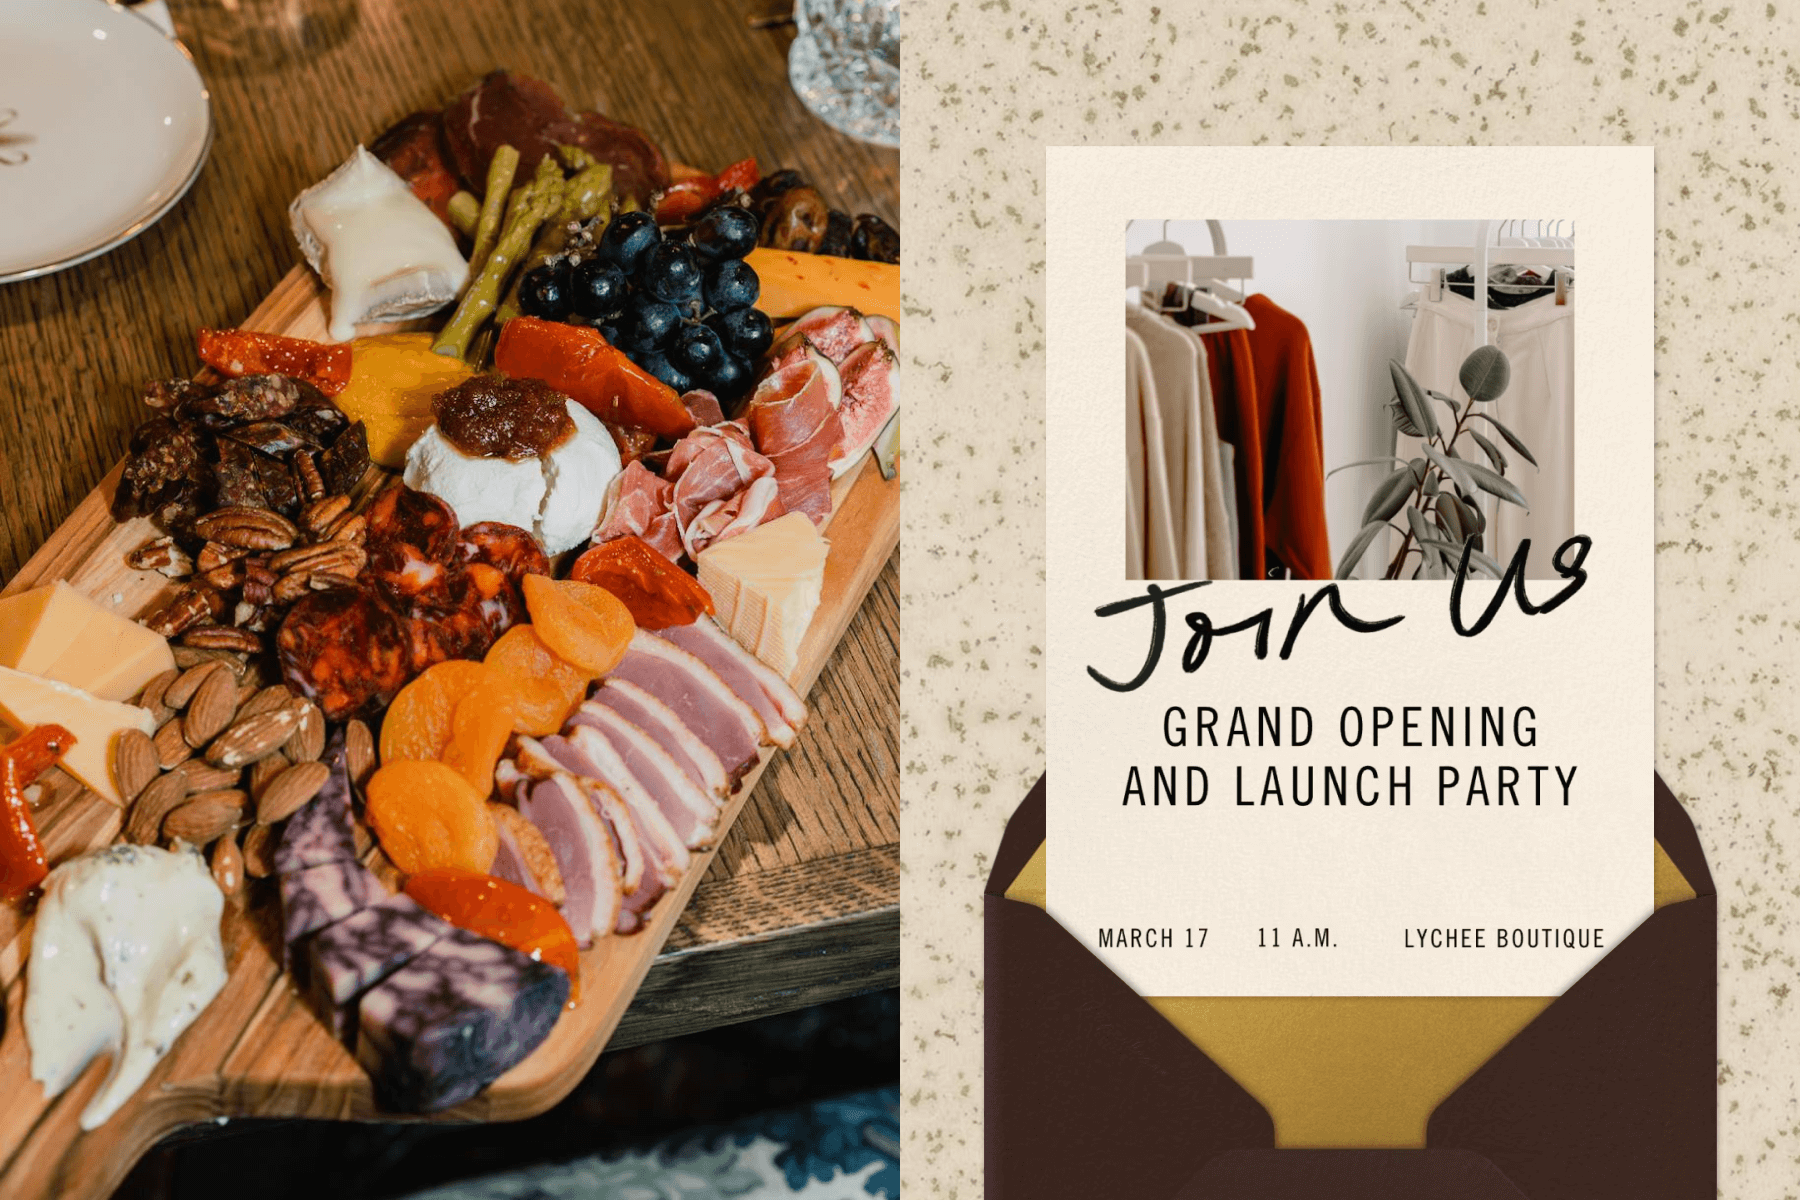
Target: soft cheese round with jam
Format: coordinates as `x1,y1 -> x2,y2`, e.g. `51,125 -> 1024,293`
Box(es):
402,375 -> 620,554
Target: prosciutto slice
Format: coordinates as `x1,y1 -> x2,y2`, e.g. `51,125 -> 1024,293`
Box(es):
591,422 -> 789,562
654,619 -> 807,748
588,680 -> 729,797
746,360 -> 843,526
607,630 -> 766,779
594,461 -> 681,561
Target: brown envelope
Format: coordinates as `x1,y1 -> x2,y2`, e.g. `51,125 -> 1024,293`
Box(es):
985,773 -> 1715,1199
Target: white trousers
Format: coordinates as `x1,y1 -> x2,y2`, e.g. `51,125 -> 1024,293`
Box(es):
1400,292 -> 1574,578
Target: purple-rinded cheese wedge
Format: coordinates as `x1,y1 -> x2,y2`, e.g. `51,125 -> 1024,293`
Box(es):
588,678 -> 729,797
280,859 -> 382,980
517,770 -> 623,946
274,730 -> 360,875
305,893 -> 453,1043
654,618 -> 807,747
606,631 -> 764,779
355,923 -> 571,1114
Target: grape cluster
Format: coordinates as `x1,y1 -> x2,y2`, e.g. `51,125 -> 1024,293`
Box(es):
516,207 -> 774,400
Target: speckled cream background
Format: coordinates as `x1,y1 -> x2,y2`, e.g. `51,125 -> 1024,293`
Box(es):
900,1 -> 1800,1196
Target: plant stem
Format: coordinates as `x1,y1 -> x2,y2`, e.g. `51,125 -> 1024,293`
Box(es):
1383,396 -> 1478,579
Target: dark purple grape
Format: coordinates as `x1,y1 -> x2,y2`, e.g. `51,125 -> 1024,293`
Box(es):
596,210 -> 660,273
642,242 -> 701,305
625,294 -> 681,349
638,351 -> 692,394
708,307 -> 773,360
690,206 -> 761,262
571,260 -> 629,321
703,258 -> 760,313
672,323 -> 725,376
706,353 -> 752,398
518,262 -> 570,320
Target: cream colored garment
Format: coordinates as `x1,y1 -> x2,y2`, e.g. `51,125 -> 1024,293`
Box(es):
1176,323 -> 1238,581
1125,324 -> 1179,579
1394,291 -> 1574,579
1126,306 -> 1230,578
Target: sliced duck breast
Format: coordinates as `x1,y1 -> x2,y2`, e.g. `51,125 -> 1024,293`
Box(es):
572,701 -> 718,825
517,772 -> 622,946
578,778 -> 674,934
589,678 -> 729,797
606,630 -> 764,779
541,725 -> 714,850
653,618 -> 806,747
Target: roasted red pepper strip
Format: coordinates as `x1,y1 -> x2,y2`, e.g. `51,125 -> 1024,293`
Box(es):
405,869 -> 581,1003
654,177 -> 716,225
569,535 -> 715,630
197,328 -> 354,396
0,724 -> 75,901
494,317 -> 694,439
713,158 -> 759,194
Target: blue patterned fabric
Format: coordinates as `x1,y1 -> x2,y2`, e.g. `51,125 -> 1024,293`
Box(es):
400,1086 -> 900,1200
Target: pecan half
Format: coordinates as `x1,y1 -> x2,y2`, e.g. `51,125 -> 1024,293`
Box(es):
126,536 -> 194,578
300,494 -> 351,538
193,506 -> 299,551
141,583 -> 225,637
180,625 -> 264,654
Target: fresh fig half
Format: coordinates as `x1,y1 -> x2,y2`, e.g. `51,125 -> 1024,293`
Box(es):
864,314 -> 899,355
829,339 -> 899,478
773,304 -> 874,365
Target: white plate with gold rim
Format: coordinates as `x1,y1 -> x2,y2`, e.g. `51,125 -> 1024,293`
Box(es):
0,0 -> 212,283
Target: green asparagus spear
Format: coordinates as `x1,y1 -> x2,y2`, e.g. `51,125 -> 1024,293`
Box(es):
447,190 -> 479,239
493,164 -> 616,327
554,143 -> 599,171
466,145 -> 520,274
434,173 -> 567,361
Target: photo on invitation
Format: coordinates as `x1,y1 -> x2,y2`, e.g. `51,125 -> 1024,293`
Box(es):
987,146 -> 1712,1200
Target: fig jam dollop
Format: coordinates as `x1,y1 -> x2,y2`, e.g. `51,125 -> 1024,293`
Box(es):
432,374 -> 575,460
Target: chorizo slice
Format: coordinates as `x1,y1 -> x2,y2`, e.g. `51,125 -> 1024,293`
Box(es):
277,587 -> 412,720
458,522 -> 550,587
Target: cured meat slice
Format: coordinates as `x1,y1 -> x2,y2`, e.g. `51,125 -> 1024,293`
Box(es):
542,724 -> 712,849
458,522 -> 550,586
366,482 -> 460,564
606,630 -> 764,780
517,770 -> 623,946
579,778 -> 670,934
280,860 -> 382,973
355,923 -> 570,1114
572,704 -> 718,838
594,461 -> 681,561
589,680 -> 729,797
278,586 -> 414,720
654,618 -> 807,748
681,475 -> 786,559
306,892 -> 453,1043
274,734 -> 361,875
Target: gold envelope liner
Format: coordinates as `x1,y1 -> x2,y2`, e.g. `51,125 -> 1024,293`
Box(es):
1004,840 -> 1697,1148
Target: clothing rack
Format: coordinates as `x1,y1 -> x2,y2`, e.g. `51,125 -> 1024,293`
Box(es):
1405,221 -> 1575,346
1127,220 -> 1253,301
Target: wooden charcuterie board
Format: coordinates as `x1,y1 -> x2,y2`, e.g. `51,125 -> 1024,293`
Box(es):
0,265 -> 900,1200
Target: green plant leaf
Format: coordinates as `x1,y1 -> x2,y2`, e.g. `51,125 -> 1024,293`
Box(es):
1335,520 -> 1390,580
1405,505 -> 1434,547
1459,344 -> 1511,401
1456,495 -> 1485,535
1415,535 -> 1503,580
1470,430 -> 1508,472
1426,389 -> 1462,417
1423,443 -> 1476,499
1361,465 -> 1416,525
1435,493 -> 1465,542
1387,396 -> 1422,438
1389,358 -> 1438,439
1470,413 -> 1539,467
1326,456 -> 1409,480
1462,459 -> 1531,510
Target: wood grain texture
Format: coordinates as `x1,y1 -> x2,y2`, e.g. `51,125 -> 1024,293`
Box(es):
0,3 -> 898,1192
0,263 -> 897,1198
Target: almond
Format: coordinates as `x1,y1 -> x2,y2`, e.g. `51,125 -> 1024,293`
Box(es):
137,667 -> 180,712
205,705 -> 301,768
177,761 -> 242,794
153,718 -> 193,769
126,771 -> 190,844
345,719 -> 376,787
285,701 -> 325,763
351,817 -> 374,858
165,660 -> 227,709
256,761 -> 329,825
211,834 -> 244,899
488,802 -> 565,906
247,750 -> 290,801
163,789 -> 247,845
114,729 -> 160,805
237,684 -> 293,722
242,823 -> 277,878
183,662 -> 239,747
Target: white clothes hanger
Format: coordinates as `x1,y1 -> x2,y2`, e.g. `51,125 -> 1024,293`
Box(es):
1126,220 -> 1256,330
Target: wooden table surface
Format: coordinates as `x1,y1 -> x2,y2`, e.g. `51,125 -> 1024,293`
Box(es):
0,0 -> 898,1051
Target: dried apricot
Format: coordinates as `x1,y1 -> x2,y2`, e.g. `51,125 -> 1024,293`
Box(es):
440,681 -> 520,797
568,535 -> 714,629
483,624 -> 588,736
379,658 -> 492,765
520,575 -> 635,676
364,759 -> 498,875
404,867 -> 581,1002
